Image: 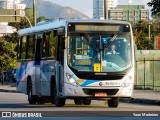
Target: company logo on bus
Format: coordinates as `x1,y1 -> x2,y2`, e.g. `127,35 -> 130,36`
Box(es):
106,82 -> 121,86
95,73 -> 107,75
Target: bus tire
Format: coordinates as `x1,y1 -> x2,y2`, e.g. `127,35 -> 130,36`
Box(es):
51,76 -> 55,104
37,97 -> 45,104
27,81 -> 36,104
55,96 -> 66,107
54,81 -> 66,107
108,97 -> 119,108
74,99 -> 83,105
83,99 -> 91,105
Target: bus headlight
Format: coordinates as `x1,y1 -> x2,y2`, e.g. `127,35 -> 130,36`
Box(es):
122,76 -> 132,87
66,73 -> 78,86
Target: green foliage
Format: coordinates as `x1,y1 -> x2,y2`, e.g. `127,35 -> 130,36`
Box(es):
25,8 -> 33,20
133,20 -> 158,50
148,0 -> 160,17
37,16 -> 46,23
0,40 -> 16,72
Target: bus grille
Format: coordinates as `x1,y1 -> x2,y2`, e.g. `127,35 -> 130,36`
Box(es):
82,88 -> 119,96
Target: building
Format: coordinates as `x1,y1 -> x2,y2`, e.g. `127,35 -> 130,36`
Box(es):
108,5 -> 149,24
93,0 -> 149,24
0,22 -> 16,37
108,0 -> 117,9
0,0 -> 26,37
0,0 -> 26,9
93,0 -> 117,19
0,0 -> 6,9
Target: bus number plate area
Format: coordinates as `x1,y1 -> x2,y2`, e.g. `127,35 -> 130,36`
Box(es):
95,92 -> 107,97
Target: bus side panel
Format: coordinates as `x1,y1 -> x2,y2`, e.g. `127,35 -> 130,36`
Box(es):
40,60 -> 56,96
16,61 -> 27,94
16,61 -> 36,94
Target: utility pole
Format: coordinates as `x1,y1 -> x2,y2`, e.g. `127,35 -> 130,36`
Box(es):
104,0 -> 108,20
33,0 -> 36,26
128,0 -> 132,22
148,20 -> 152,46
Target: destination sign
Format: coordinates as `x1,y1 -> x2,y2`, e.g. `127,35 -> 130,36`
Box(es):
75,25 -> 121,31
68,23 -> 130,32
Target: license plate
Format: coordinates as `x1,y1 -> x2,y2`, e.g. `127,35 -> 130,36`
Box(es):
95,92 -> 107,97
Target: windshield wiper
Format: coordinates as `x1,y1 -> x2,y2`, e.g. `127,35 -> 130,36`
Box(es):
84,33 -> 99,52
104,35 -> 117,51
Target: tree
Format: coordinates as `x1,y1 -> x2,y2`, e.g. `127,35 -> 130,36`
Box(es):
0,39 -> 16,83
37,16 -> 46,23
147,0 -> 160,17
133,20 -> 158,50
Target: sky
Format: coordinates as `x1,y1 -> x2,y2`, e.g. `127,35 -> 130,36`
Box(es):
46,0 -> 152,18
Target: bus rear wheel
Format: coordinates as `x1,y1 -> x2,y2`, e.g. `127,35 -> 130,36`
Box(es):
83,99 -> 91,105
51,77 -> 55,104
54,81 -> 66,107
74,99 -> 83,105
37,97 -> 45,104
27,81 -> 36,104
108,97 -> 119,108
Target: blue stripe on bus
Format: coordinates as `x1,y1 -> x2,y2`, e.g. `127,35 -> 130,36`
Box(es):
81,80 -> 100,87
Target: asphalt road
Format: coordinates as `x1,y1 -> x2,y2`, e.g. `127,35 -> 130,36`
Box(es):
0,92 -> 160,112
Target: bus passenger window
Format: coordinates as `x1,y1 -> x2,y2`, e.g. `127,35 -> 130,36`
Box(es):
21,36 -> 27,59
27,35 -> 35,59
42,32 -> 49,58
49,31 -> 57,58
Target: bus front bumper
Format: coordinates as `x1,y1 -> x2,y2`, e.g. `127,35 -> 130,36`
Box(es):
63,82 -> 133,99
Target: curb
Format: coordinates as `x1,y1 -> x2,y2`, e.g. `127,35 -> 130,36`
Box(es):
0,88 -> 19,93
121,98 -> 160,106
0,83 -> 19,93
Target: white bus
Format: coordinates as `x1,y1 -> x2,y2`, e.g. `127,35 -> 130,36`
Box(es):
16,19 -> 135,107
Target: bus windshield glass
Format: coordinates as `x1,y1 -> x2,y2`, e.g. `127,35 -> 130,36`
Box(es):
67,32 -> 131,72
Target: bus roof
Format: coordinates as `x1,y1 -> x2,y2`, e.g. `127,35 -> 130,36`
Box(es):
18,19 -> 130,36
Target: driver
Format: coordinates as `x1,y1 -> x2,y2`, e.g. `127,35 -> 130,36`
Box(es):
107,44 -> 119,54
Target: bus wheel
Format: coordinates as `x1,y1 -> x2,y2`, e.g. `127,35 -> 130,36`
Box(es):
108,97 -> 119,108
54,82 -> 66,107
55,96 -> 66,107
27,81 -> 36,104
51,77 -> 55,104
37,97 -> 45,104
74,99 -> 83,105
83,99 -> 91,105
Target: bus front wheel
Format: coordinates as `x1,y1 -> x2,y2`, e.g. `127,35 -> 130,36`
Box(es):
83,99 -> 91,105
74,99 -> 83,105
108,97 -> 119,108
54,96 -> 66,107
54,81 -> 66,107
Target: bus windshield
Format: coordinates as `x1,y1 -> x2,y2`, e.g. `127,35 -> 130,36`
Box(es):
67,33 -> 131,72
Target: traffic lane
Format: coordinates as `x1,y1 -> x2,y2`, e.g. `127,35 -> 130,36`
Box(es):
1,102 -> 160,111
1,92 -> 160,111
